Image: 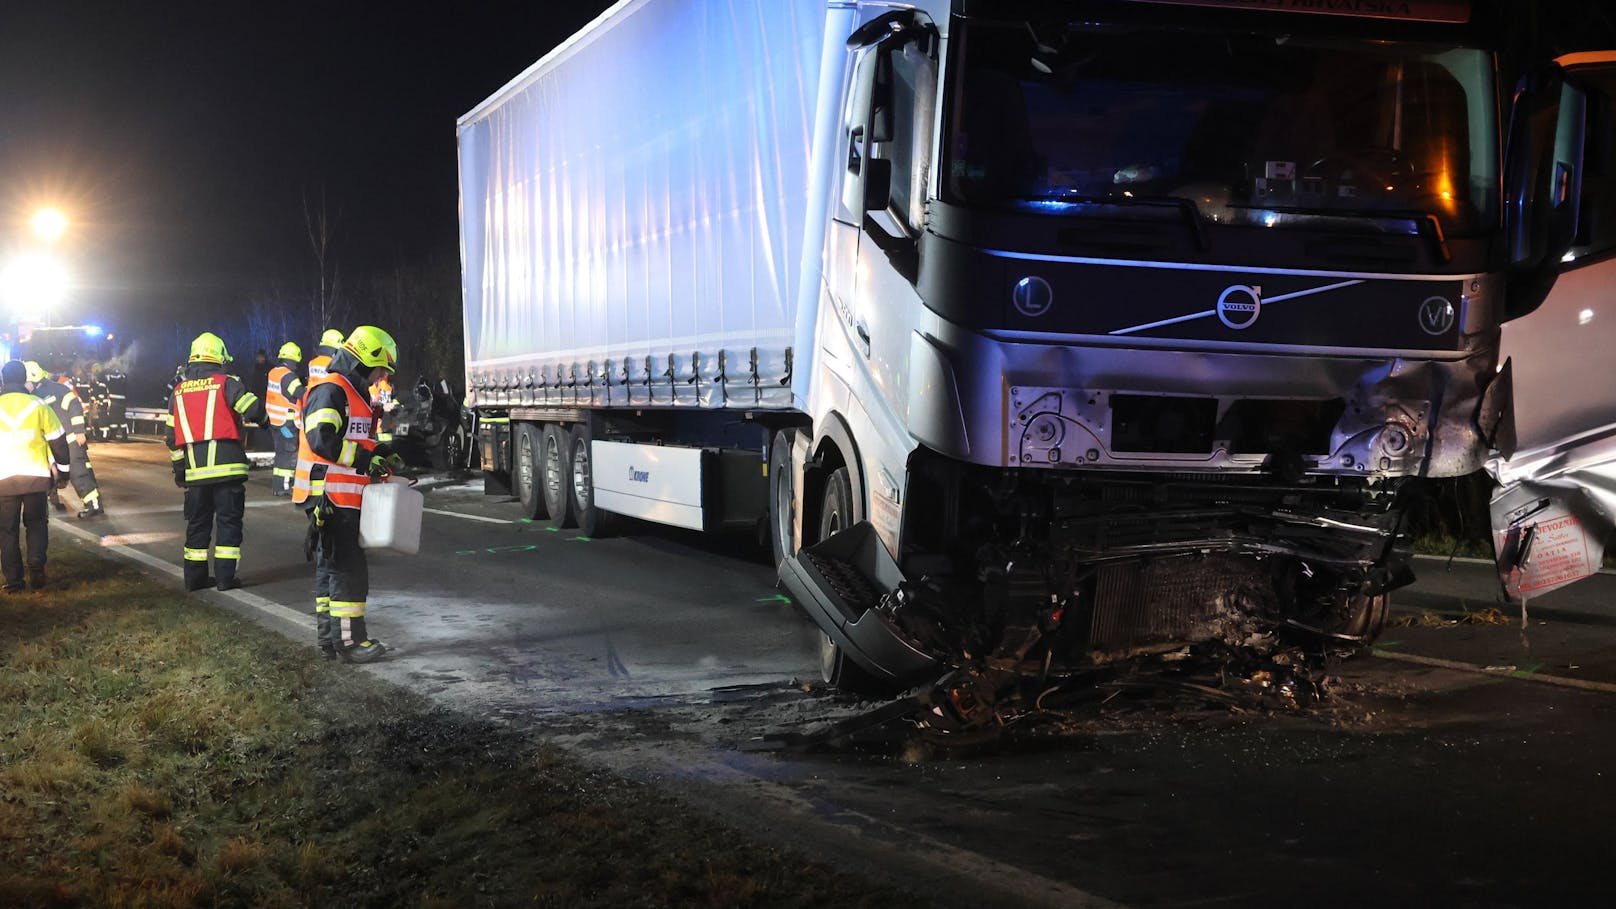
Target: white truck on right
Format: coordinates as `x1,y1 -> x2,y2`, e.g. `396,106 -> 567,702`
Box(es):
460,0 -> 1616,712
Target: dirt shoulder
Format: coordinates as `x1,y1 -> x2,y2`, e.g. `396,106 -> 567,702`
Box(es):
0,539 -> 924,909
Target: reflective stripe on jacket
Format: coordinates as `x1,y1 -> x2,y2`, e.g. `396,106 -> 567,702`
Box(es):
292,372 -> 376,509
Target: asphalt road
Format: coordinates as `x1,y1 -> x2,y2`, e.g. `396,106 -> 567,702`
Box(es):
58,439 -> 1616,908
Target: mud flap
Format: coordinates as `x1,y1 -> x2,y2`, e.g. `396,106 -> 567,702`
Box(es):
1490,460 -> 1616,603
777,521 -> 939,683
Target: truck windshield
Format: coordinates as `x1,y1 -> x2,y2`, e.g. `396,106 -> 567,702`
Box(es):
945,22 -> 1498,236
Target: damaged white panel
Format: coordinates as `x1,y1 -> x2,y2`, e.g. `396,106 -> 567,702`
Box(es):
458,0 -> 823,410
1488,431 -> 1616,602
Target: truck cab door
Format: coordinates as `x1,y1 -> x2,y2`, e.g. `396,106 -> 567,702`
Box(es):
825,12 -> 937,363
1490,53 -> 1616,601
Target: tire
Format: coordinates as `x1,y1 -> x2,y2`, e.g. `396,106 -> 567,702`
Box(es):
767,429 -> 798,570
568,424 -> 613,537
1336,593 -> 1390,649
813,464 -> 891,695
541,423 -> 575,528
513,424 -> 548,520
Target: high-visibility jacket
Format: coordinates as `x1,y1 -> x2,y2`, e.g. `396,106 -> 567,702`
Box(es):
293,371 -> 376,509
306,350 -> 335,382
266,362 -> 304,427
166,365 -> 266,485
37,377 -> 87,436
0,390 -> 69,495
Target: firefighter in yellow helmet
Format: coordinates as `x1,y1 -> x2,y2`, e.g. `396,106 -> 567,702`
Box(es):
0,360 -> 71,591
306,329 -> 345,383
166,333 -> 267,591
293,326 -> 404,662
25,361 -> 106,519
265,341 -> 305,496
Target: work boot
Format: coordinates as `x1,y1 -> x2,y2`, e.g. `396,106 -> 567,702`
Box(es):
50,493 -> 66,513
2,581 -> 23,593
77,502 -> 106,520
335,639 -> 389,664
184,574 -> 216,592
320,646 -> 338,661
216,576 -> 242,591
28,566 -> 46,590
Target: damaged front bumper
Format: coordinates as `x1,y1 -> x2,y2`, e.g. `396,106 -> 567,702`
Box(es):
783,463 -> 1411,688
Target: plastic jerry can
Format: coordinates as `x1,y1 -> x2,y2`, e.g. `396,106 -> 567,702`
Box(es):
359,477 -> 423,554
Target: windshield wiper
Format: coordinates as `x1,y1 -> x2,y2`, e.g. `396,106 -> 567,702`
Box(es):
1019,192 -> 1209,250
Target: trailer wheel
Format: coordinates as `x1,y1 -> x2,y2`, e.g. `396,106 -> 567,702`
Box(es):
541,423 -> 575,527
767,429 -> 798,570
568,424 -> 613,537
814,465 -> 892,696
513,424 -> 548,520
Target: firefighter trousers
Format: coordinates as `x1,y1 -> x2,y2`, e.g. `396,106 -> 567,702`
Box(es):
313,505 -> 370,653
0,492 -> 48,588
68,440 -> 101,507
271,423 -> 298,495
183,480 -> 245,587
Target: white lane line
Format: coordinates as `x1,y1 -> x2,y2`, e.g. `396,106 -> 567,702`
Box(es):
423,506 -> 510,525
102,499 -> 295,517
1373,649 -> 1616,695
53,520 -> 313,636
1412,552 -> 1616,576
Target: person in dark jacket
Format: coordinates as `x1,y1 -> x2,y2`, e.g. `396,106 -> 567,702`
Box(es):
165,333 -> 266,591
25,361 -> 106,519
0,360 -> 71,591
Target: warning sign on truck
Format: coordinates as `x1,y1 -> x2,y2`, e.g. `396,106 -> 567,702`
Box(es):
1497,510 -> 1599,600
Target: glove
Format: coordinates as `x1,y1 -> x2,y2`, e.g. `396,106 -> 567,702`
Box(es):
55,474 -> 70,490
365,451 -> 406,481
172,462 -> 186,488
305,497 -> 334,561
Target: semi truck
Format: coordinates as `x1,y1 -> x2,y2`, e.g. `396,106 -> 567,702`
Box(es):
459,0 -> 1616,707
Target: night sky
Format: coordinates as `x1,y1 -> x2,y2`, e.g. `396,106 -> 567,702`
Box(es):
0,1 -> 616,330
1,1 -> 1613,346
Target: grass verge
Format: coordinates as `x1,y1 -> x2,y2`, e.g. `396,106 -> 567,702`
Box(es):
0,540 -> 923,909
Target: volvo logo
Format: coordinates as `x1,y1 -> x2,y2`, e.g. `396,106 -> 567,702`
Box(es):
1418,296 -> 1456,335
1012,276 -> 1054,318
1216,284 -> 1263,330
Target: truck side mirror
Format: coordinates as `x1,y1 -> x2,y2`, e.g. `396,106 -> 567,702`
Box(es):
1503,66 -> 1588,320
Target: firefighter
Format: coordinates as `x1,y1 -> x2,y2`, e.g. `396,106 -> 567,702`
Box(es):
24,362 -> 106,519
306,328 -> 345,382
0,360 -> 71,592
265,341 -> 306,497
166,332 -> 266,591
293,325 -> 403,663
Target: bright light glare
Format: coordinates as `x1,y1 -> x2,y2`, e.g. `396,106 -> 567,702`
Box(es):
83,324 -> 103,337
1580,308 -> 1596,326
30,208 -> 69,242
1,252 -> 70,312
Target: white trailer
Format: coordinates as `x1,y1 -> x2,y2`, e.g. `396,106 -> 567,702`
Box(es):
460,0 -> 1616,709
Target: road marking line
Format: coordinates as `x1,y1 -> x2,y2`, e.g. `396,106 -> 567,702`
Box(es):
54,520 -> 313,635
1373,649 -> 1616,695
423,506 -> 509,525
103,499 -> 292,516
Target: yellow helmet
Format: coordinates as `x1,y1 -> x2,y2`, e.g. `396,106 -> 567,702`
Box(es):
343,326 -> 397,371
320,329 -> 346,348
189,332 -> 230,364
23,361 -> 48,384
278,341 -> 303,362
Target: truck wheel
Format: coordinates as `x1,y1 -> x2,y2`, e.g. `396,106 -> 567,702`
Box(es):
1336,593 -> 1390,650
768,430 -> 798,570
814,465 -> 891,696
513,424 -> 548,520
541,423 -> 575,527
568,424 -> 613,537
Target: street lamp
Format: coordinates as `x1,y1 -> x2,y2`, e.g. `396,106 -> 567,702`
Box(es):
1,252 -> 70,322
30,207 -> 68,244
